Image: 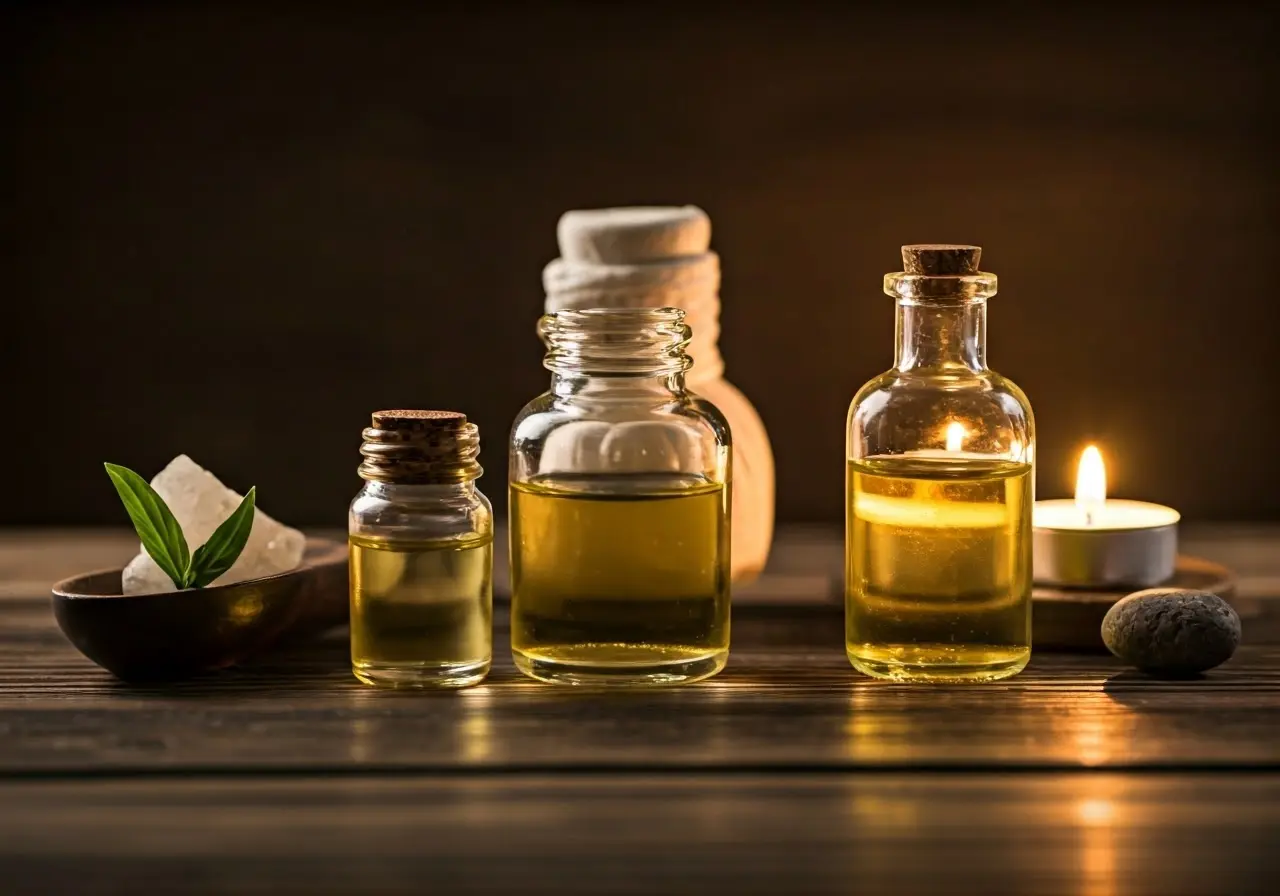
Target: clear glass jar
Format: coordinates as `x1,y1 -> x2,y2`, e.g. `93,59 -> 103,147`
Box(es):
349,410 -> 493,688
509,307 -> 732,686
845,245 -> 1035,682
543,205 -> 775,585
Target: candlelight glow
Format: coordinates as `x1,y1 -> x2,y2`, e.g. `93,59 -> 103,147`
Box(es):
944,421 -> 966,452
1077,797 -> 1117,826
1075,445 -> 1107,521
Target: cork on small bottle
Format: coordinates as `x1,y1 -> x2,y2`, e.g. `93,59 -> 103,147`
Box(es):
359,410 -> 482,484
885,244 -> 996,301
901,245 -> 982,276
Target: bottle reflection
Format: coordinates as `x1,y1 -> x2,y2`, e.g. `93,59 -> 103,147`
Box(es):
457,688 -> 495,764
843,688 -> 898,763
344,688 -> 496,765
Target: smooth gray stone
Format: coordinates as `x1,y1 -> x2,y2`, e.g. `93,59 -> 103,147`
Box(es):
1101,588 -> 1241,677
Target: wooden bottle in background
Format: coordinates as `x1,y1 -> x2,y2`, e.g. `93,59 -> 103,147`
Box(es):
542,206 -> 775,583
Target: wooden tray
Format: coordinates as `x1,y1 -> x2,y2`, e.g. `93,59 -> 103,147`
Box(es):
1032,555 -> 1236,652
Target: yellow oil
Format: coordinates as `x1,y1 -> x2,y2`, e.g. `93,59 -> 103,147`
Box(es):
509,472 -> 730,686
349,532 -> 493,688
846,455 -> 1032,682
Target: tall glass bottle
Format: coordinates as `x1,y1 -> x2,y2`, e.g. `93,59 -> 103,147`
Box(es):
509,307 -> 732,686
845,245 -> 1034,682
349,410 -> 493,688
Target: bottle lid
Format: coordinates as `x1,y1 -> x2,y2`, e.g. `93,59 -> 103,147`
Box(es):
358,410 -> 482,484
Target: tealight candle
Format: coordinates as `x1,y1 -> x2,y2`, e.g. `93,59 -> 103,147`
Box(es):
1032,446 -> 1180,588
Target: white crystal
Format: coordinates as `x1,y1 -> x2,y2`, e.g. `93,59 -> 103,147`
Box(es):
121,455 -> 306,594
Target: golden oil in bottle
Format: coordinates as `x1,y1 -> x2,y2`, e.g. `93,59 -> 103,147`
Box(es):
348,409 -> 493,689
846,455 -> 1032,682
509,472 -> 730,686
350,533 -> 493,688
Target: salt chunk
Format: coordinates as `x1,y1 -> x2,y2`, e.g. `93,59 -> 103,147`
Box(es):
121,455 -> 305,594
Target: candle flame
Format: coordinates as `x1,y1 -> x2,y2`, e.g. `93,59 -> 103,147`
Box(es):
944,421 -> 966,452
1075,445 -> 1107,523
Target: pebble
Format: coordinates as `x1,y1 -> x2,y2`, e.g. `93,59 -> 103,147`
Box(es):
1101,588 -> 1241,677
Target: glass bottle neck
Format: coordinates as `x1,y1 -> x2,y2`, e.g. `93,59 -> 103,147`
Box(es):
551,370 -> 687,399
539,307 -> 693,382
894,299 -> 988,373
359,480 -> 478,502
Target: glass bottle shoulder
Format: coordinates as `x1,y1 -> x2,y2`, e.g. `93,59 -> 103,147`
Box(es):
349,482 -> 493,545
510,386 -> 731,487
514,386 -> 728,436
847,367 -> 1034,461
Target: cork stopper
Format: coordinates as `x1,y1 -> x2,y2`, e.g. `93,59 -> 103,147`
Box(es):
901,244 -> 982,275
886,244 -> 996,301
358,410 -> 482,484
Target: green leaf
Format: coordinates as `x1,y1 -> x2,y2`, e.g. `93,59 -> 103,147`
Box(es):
103,462 -> 191,590
187,486 -> 256,589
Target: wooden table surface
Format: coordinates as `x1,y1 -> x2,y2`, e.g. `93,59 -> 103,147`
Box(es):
2,525 -> 1278,895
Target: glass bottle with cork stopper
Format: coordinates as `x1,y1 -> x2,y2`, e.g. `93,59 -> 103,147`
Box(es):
845,245 -> 1035,682
349,410 -> 493,688
508,307 -> 732,686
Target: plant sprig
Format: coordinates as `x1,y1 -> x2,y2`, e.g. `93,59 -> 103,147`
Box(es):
104,463 -> 256,590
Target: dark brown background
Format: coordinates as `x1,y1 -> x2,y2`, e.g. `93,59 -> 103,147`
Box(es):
8,2 -> 1279,526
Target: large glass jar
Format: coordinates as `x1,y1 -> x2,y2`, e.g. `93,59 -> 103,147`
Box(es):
845,245 -> 1035,683
543,205 -> 774,584
349,410 -> 493,689
509,307 -> 732,686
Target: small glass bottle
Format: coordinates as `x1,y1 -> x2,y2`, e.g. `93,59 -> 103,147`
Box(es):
349,410 -> 493,688
845,245 -> 1034,682
509,307 -> 732,686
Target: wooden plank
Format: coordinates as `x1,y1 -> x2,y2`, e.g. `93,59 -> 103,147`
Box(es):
3,525 -> 1277,775
0,773 -> 1273,895
1,597 -> 1278,773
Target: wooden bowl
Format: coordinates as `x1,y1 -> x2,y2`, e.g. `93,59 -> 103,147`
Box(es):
51,538 -> 349,682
